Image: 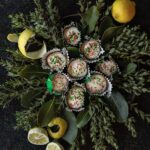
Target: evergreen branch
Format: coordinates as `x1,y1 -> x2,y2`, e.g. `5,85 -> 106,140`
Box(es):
14,108 -> 37,131
130,104 -> 150,123
89,97 -> 118,150
125,117 -> 137,138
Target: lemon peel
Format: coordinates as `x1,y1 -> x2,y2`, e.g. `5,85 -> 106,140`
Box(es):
7,33 -> 19,43
48,117 -> 68,139
18,29 -> 47,59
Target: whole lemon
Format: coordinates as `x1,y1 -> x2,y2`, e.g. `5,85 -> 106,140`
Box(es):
47,117 -> 68,139
111,0 -> 136,23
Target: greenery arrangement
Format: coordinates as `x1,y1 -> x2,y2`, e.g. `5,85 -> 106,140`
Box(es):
0,0 -> 150,149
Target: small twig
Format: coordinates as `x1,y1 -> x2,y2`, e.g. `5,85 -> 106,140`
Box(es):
63,13 -> 82,19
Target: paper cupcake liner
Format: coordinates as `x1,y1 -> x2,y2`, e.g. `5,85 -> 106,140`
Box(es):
41,48 -> 69,73
79,39 -> 105,64
62,22 -> 81,46
84,71 -> 112,97
95,56 -> 120,80
65,82 -> 86,112
46,73 -> 70,96
67,58 -> 90,81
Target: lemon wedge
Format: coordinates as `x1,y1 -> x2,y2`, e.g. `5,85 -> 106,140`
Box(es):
46,142 -> 64,150
27,127 -> 49,145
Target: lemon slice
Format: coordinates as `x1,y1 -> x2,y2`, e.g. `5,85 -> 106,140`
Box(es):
18,29 -> 47,59
46,142 -> 64,150
7,33 -> 19,43
28,127 -> 49,145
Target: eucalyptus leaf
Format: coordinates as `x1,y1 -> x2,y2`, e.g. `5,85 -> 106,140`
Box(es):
106,90 -> 129,122
99,16 -> 114,37
63,110 -> 78,144
38,98 -> 59,127
82,6 -> 99,33
18,64 -> 48,79
21,89 -> 44,108
126,63 -> 137,74
101,26 -> 123,45
77,109 -> 92,128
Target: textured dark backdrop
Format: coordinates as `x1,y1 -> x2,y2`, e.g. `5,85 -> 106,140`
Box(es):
0,0 -> 150,150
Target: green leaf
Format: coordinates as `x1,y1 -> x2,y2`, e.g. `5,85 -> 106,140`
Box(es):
99,16 -> 114,36
21,89 -> 44,108
77,109 -> 92,128
126,63 -> 137,74
63,110 -> 78,144
18,64 -> 48,79
101,26 -> 123,45
66,47 -> 80,58
106,90 -> 129,122
38,98 -> 59,127
82,6 -> 99,33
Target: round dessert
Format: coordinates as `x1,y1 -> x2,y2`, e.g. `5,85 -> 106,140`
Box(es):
52,73 -> 69,94
80,39 -> 102,60
66,85 -> 85,110
67,59 -> 88,80
96,60 -> 117,76
85,74 -> 108,95
63,27 -> 81,45
42,49 -> 67,72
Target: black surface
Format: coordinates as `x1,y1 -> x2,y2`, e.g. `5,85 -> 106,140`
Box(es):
0,0 -> 150,150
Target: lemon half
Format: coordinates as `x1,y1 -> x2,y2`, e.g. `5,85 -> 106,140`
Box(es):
27,127 -> 49,145
46,142 -> 64,150
18,29 -> 47,59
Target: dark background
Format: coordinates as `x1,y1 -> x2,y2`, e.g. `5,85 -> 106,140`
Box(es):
0,0 -> 150,150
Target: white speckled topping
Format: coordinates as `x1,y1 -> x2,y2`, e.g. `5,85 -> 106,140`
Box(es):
64,27 -> 81,45
52,73 -> 69,94
85,74 -> 107,95
67,59 -> 88,79
47,51 -> 67,72
66,86 -> 85,109
97,60 -> 117,76
80,40 -> 101,60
